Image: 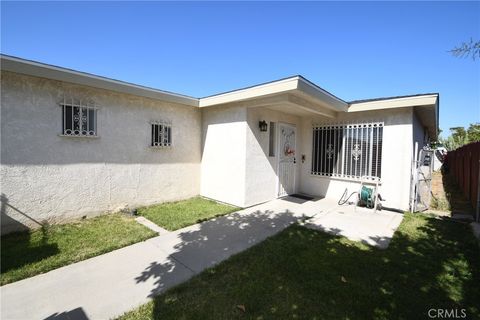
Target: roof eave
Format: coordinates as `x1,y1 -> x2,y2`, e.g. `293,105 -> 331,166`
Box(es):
349,94 -> 440,140
198,76 -> 349,112
0,54 -> 199,107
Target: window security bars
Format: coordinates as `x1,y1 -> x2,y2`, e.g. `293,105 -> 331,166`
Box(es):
61,97 -> 97,137
311,122 -> 383,180
151,121 -> 172,147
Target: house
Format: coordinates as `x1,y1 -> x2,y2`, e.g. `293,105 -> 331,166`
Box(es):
0,55 -> 439,233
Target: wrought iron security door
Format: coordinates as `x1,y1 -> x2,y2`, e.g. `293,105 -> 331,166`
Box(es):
278,123 -> 296,197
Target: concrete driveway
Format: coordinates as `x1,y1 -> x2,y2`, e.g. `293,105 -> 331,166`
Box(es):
0,196 -> 403,320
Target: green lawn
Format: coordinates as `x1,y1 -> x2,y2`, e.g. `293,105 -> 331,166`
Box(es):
137,197 -> 238,231
1,214 -> 156,285
119,213 -> 480,320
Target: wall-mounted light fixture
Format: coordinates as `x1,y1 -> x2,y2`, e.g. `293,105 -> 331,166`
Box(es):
259,120 -> 268,132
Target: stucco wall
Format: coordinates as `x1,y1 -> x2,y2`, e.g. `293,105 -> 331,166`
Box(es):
245,108 -> 302,207
413,111 -> 427,155
299,108 -> 414,211
200,105 -> 247,207
1,71 -> 201,233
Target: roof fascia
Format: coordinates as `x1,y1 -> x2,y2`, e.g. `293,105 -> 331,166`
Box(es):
0,54 -> 199,107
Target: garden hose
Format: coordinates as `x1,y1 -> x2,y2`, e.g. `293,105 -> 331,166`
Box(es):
338,188 -> 358,205
338,188 -> 404,213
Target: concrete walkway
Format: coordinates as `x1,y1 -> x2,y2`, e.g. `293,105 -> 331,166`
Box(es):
1,197 -> 319,320
1,196 -> 404,320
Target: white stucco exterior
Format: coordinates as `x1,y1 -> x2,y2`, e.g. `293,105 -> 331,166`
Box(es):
0,55 -> 440,234
200,106 -> 247,207
244,108 -> 303,207
1,71 -> 201,233
299,108 -> 414,211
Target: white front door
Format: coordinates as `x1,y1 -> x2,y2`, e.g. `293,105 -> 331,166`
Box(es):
277,123 -> 297,197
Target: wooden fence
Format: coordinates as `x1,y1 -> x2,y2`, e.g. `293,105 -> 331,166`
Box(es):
445,141 -> 480,221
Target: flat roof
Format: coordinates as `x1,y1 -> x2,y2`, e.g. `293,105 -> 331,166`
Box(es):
0,54 -> 439,134
0,54 -> 349,111
0,54 -> 199,107
199,75 -> 349,112
349,93 -> 440,139
349,93 -> 439,104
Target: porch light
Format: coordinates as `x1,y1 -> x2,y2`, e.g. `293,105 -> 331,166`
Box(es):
259,120 -> 268,132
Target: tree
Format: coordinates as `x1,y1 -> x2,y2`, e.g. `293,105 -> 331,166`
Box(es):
437,123 -> 480,150
450,38 -> 480,60
450,126 -> 468,144
467,123 -> 480,142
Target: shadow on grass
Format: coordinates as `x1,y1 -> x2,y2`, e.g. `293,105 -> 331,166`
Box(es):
1,194 -> 59,274
1,227 -> 59,274
122,207 -> 480,319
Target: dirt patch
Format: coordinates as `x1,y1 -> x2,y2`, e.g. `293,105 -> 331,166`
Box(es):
430,170 -> 474,220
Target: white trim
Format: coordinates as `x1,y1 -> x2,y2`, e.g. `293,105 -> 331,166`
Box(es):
1,54 -> 438,134
348,95 -> 438,112
199,77 -> 348,112
1,54 -> 198,107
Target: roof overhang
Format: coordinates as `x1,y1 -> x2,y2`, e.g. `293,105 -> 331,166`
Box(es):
0,54 -> 199,107
198,76 -> 349,117
1,55 -> 440,133
349,94 -> 440,139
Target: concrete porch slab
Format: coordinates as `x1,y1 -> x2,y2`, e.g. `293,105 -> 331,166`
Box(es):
304,200 -> 404,249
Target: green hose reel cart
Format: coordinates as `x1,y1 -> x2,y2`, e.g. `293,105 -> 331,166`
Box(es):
356,177 -> 381,213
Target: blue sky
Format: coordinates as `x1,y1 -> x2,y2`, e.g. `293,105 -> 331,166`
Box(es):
1,1 -> 479,135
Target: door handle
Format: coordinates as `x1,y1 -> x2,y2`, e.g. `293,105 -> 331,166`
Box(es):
293,157 -> 296,164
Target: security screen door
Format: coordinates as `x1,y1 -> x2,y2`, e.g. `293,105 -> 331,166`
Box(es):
278,123 -> 296,197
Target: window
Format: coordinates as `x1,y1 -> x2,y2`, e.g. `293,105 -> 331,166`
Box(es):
311,122 -> 383,180
151,121 -> 172,147
61,100 -> 97,137
269,122 -> 276,157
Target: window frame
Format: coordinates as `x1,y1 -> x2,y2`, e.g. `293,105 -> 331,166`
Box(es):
59,98 -> 99,138
311,121 -> 384,181
150,120 -> 173,148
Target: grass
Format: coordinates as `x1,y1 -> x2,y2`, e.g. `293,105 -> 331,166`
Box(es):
137,197 -> 238,231
119,213 -> 480,320
1,214 -> 156,285
431,195 -> 451,211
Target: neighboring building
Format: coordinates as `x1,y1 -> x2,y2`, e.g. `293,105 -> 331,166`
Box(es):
0,55 -> 439,233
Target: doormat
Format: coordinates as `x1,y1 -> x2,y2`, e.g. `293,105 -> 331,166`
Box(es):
290,194 -> 314,201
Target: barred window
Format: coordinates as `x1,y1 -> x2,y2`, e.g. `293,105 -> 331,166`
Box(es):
61,99 -> 97,137
311,122 -> 383,180
151,121 -> 172,147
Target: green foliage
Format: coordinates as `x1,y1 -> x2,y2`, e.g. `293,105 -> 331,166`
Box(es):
430,195 -> 450,211
437,123 -> 480,151
1,214 -> 156,285
467,123 -> 480,143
